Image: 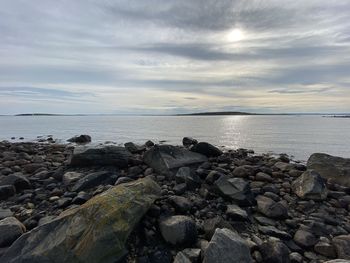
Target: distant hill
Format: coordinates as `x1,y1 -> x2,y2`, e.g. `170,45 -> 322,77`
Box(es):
176,111 -> 256,116
15,113 -> 62,116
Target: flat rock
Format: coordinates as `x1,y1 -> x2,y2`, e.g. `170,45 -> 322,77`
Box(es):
203,228 -> 253,263
71,170 -> 115,192
191,142 -> 223,157
69,145 -> 132,167
0,217 -> 26,247
160,215 -> 197,246
307,153 -> 350,187
258,226 -> 291,239
291,170 -> 328,200
143,145 -> 207,172
1,177 -> 160,263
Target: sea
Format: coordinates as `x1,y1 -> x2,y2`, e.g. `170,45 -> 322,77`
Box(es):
0,115 -> 349,161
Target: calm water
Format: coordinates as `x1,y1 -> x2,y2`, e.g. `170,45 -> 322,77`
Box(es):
0,115 -> 349,161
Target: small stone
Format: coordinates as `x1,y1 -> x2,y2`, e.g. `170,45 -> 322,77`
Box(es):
293,229 -> 317,248
226,204 -> 248,220
256,195 -> 288,219
259,239 -> 290,263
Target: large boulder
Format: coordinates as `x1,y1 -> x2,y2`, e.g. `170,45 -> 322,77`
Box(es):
307,153 -> 350,187
0,217 -> 26,247
291,170 -> 328,200
214,176 -> 255,206
143,145 -> 207,173
203,228 -> 253,263
1,177 -> 161,263
69,145 -> 132,167
191,142 -> 223,157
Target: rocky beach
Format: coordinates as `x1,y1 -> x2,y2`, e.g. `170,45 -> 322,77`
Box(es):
0,136 -> 350,263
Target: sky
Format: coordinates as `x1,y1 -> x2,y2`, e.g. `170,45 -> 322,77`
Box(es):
0,0 -> 350,115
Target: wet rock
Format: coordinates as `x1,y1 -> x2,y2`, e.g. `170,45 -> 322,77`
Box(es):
214,176 -> 255,206
191,142 -> 223,158
124,142 -> 145,154
307,153 -> 350,187
71,170 -> 115,192
0,175 -> 31,192
258,226 -> 291,239
226,204 -> 248,220
0,217 -> 26,247
67,134 -> 91,143
160,215 -> 197,246
175,167 -> 201,189
332,235 -> 350,259
0,208 -> 13,220
1,177 -> 160,263
143,145 -> 207,173
0,185 -> 16,200
256,195 -> 288,219
69,145 -> 132,167
259,239 -> 290,263
203,228 -> 253,263
291,170 -> 328,200
203,217 -> 235,240
182,137 -> 198,147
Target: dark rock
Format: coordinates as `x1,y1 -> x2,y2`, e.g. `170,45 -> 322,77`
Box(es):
62,171 -> 84,185
72,192 -> 91,205
143,145 -> 207,173
1,178 -> 160,263
124,142 -> 145,154
149,249 -> 172,263
0,217 -> 26,247
173,183 -> 187,195
169,196 -> 191,214
203,217 -> 234,240
203,228 -> 253,263
71,171 -> 115,192
256,195 -> 288,219
175,167 -> 201,189
0,208 -> 13,220
214,176 -> 254,206
182,137 -> 198,147
159,215 -> 197,246
293,229 -> 317,248
145,140 -> 155,147
307,153 -> 350,187
314,239 -> 336,258
291,170 -> 328,200
174,252 -> 191,263
258,226 -> 292,239
0,185 -> 16,200
332,235 -> 350,259
67,135 -> 91,143
69,145 -> 132,167
115,177 -> 133,186
191,142 -> 223,157
226,204 -> 248,220
259,239 -> 290,263
0,175 -> 31,192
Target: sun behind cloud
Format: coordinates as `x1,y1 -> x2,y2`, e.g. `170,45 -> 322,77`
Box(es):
226,28 -> 244,42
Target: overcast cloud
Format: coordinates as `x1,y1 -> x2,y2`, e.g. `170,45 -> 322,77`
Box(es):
0,0 -> 349,114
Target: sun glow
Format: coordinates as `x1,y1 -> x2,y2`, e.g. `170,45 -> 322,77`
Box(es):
226,28 -> 244,42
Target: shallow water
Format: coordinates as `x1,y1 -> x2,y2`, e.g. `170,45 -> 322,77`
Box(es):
0,115 -> 349,161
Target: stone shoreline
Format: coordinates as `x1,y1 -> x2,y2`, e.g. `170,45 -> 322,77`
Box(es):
0,137 -> 350,263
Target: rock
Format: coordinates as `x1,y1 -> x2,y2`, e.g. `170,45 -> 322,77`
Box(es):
232,165 -> 255,178
203,217 -> 234,240
226,204 -> 248,220
159,215 -> 197,246
182,248 -> 201,262
203,228 -> 253,263
0,208 -> 13,220
1,177 -> 160,263
291,170 -> 328,200
332,235 -> 350,259
324,261 -> 350,263
214,176 -> 255,206
62,171 -> 84,185
143,145 -> 207,173
69,145 -> 132,167
115,177 -> 133,185
290,252 -> 303,263
0,217 -> 26,247
182,137 -> 198,147
259,240 -> 290,263
314,240 -> 336,258
191,142 -> 223,157
124,142 -> 145,154
256,172 -> 273,182
67,134 -> 91,143
0,174 -> 31,192
174,252 -> 192,263
307,153 -> 350,187
0,185 -> 16,200
293,229 -> 317,248
275,162 -> 293,172
145,140 -> 155,147
175,167 -> 201,189
258,226 -> 291,239
256,195 -> 288,219
71,171 -> 115,192
169,196 -> 191,213
72,191 -> 91,205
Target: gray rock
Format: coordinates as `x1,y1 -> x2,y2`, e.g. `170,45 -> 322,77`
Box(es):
71,171 -> 115,192
143,145 -> 207,173
69,145 -> 132,167
256,195 -> 288,218
0,185 -> 15,200
324,260 -> 350,263
175,167 -> 201,189
203,216 -> 234,240
293,229 -> 317,248
0,175 -> 31,192
191,142 -> 223,157
289,252 -> 303,263
160,215 -> 197,246
332,235 -> 350,259
259,239 -> 290,263
307,153 -> 350,187
124,142 -> 145,154
226,204 -> 248,220
62,171 -> 84,185
1,177 -> 160,263
258,226 -> 291,239
203,228 -> 253,263
169,196 -> 191,213
214,176 -> 254,206
314,240 -> 336,258
291,170 -> 328,200
0,208 -> 13,220
0,217 -> 26,247
67,135 -> 91,144
174,252 -> 192,263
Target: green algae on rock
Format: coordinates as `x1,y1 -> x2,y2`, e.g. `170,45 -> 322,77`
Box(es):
1,177 -> 161,263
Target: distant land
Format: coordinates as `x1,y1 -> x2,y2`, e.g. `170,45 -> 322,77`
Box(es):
176,111 -> 256,116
